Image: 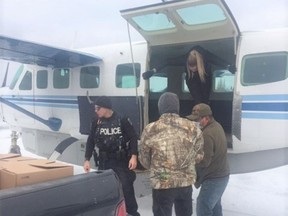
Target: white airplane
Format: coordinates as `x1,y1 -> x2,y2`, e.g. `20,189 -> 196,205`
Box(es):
1,0 -> 288,176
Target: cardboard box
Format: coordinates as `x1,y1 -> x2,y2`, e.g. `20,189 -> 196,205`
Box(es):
0,155 -> 36,165
0,154 -> 37,171
0,157 -> 73,189
0,153 -> 21,160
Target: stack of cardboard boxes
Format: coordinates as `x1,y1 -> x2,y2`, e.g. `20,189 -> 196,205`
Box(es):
0,153 -> 73,189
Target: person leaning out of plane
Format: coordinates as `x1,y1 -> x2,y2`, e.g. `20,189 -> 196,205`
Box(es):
83,96 -> 140,216
186,103 -> 230,216
185,46 -> 212,105
139,92 -> 204,216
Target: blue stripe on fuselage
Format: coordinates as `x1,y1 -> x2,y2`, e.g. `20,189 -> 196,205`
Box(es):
242,102 -> 288,112
242,94 -> 288,101
242,94 -> 288,120
2,95 -> 78,109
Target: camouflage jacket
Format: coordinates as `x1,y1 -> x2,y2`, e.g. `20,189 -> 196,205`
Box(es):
139,113 -> 204,189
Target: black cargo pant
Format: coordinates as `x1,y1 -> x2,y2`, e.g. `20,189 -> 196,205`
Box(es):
99,157 -> 139,216
152,185 -> 193,216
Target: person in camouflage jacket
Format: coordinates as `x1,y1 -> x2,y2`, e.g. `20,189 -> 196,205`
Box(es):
139,92 -> 204,216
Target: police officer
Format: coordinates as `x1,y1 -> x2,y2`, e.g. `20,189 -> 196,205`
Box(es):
84,96 -> 140,216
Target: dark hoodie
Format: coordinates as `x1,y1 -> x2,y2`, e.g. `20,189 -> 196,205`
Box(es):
185,46 -> 212,105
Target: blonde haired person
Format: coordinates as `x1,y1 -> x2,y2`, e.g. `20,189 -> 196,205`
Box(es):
185,47 -> 212,105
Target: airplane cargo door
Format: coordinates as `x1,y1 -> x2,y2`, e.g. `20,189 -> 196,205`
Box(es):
121,0 -> 240,127
121,0 -> 239,47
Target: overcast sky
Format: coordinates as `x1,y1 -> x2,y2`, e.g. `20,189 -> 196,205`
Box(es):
0,0 -> 287,49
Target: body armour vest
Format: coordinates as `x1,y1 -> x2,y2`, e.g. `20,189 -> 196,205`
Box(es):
95,114 -> 123,152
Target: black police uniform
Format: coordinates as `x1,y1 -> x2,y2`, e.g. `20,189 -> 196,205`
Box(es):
85,111 -> 140,216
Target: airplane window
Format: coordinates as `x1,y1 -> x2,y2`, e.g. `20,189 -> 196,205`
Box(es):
37,70 -> 48,89
176,4 -> 226,26
182,72 -> 189,93
132,13 -> 175,31
116,63 -> 140,88
53,68 -> 70,89
129,4 -> 226,32
213,70 -> 235,92
149,73 -> 167,93
242,52 -> 288,86
80,66 -> 99,88
19,71 -> 32,90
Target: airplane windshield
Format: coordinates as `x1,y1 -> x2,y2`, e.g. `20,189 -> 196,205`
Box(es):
9,64 -> 24,89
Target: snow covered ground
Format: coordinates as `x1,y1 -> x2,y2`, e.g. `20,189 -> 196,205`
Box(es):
0,122 -> 287,216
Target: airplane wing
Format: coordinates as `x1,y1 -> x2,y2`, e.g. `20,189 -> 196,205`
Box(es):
0,35 -> 102,68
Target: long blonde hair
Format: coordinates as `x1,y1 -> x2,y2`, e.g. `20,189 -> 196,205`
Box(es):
186,50 -> 206,83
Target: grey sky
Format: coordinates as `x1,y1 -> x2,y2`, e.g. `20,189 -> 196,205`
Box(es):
0,0 -> 287,49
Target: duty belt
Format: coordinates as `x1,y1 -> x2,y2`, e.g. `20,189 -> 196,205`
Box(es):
99,150 -> 127,160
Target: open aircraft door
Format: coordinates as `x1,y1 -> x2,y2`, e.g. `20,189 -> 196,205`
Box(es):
121,0 -> 239,47
121,0 -> 240,127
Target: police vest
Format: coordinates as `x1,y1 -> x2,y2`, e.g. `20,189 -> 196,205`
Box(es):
95,115 -> 123,152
